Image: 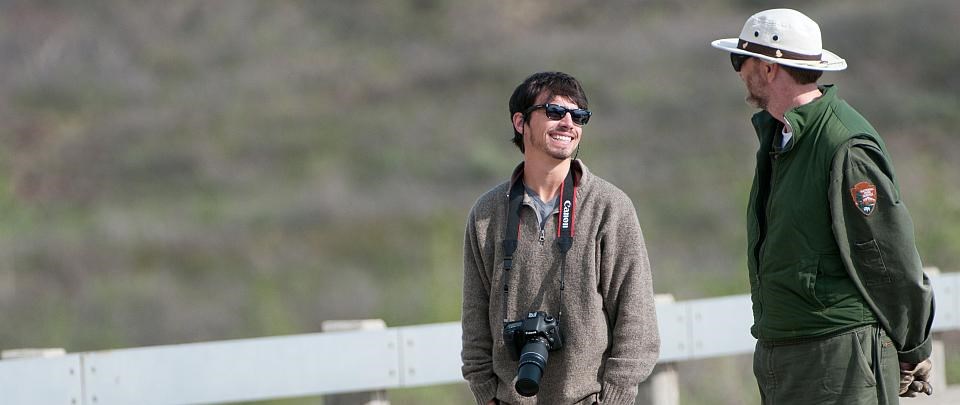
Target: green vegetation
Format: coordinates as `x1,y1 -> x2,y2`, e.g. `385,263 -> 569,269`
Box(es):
0,1 -> 957,403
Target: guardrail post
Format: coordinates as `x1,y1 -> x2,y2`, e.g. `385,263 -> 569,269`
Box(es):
321,319 -> 391,405
636,363 -> 679,405
636,294 -> 680,405
930,337 -> 946,393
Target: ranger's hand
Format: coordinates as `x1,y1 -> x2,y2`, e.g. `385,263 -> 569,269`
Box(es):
899,359 -> 933,397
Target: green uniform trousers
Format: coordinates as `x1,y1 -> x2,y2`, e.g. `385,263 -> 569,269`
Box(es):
753,324 -> 900,405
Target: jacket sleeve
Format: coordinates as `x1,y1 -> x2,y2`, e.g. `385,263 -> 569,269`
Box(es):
597,197 -> 660,405
828,138 -> 935,364
460,208 -> 499,404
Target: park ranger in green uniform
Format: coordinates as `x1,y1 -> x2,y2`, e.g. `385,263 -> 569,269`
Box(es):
711,9 -> 935,404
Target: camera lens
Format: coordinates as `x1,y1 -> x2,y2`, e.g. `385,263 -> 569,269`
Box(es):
515,339 -> 549,397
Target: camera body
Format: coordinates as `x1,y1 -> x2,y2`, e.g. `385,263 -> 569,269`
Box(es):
503,311 -> 563,359
502,311 -> 563,396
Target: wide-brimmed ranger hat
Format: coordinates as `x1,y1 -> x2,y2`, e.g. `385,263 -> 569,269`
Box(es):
711,8 -> 846,71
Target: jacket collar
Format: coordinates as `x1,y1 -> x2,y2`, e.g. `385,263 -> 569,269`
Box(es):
751,84 -> 838,152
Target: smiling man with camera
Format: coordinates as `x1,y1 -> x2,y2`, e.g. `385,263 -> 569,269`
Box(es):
460,71 -> 660,405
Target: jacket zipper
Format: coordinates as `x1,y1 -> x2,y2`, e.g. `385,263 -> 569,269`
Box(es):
756,150 -> 782,334
522,201 -> 548,246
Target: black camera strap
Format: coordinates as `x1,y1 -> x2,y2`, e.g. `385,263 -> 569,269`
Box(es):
501,163 -> 577,325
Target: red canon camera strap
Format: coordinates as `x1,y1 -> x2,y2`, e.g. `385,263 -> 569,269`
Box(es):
500,164 -> 577,323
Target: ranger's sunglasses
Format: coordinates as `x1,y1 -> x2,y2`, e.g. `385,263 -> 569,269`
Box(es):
730,53 -> 751,72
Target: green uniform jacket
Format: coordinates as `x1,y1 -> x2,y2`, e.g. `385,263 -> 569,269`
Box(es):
747,85 -> 934,364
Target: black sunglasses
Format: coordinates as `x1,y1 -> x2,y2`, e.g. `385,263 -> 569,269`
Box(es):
525,103 -> 592,125
730,53 -> 751,72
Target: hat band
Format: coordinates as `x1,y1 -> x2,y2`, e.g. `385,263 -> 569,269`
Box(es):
737,39 -> 822,61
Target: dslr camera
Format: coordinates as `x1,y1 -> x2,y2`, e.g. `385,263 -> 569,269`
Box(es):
502,311 -> 563,396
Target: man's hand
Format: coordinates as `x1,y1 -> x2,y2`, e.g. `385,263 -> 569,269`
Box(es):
899,359 -> 934,397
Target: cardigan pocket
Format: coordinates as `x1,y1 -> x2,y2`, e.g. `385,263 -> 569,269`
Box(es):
853,239 -> 891,286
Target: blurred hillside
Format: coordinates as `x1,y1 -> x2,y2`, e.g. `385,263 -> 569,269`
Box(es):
0,1 -> 958,404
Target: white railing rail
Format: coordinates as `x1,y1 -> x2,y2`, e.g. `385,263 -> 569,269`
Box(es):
1,271 -> 956,405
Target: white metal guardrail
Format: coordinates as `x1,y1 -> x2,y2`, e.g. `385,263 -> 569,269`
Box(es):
1,272 -> 956,404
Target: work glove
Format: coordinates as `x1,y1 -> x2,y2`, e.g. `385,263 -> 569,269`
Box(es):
899,359 -> 933,397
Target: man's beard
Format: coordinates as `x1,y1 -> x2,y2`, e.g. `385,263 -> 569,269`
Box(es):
547,147 -> 574,160
530,133 -> 577,161
746,93 -> 768,110
745,72 -> 769,110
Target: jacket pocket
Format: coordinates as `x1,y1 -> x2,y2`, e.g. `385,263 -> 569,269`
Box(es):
853,239 -> 891,286
796,258 -> 826,310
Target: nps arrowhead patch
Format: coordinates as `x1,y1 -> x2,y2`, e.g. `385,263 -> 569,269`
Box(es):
850,181 -> 878,216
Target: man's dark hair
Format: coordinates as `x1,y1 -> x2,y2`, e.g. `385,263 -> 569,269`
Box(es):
508,71 -> 589,153
781,65 -> 822,85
